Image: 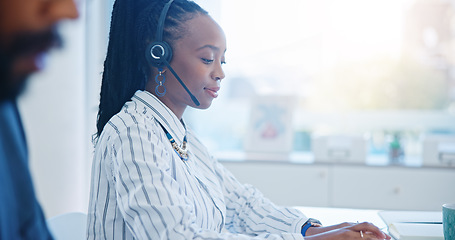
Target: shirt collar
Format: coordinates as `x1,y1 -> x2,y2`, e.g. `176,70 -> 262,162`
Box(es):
132,90 -> 186,143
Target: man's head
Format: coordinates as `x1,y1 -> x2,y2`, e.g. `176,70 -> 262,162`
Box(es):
0,0 -> 79,100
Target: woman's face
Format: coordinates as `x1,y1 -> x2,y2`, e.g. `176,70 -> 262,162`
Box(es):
158,14 -> 226,117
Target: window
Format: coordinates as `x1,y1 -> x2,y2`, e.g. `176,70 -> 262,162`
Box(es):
186,0 -> 455,160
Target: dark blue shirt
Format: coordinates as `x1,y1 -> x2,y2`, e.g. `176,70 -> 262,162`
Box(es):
0,100 -> 53,240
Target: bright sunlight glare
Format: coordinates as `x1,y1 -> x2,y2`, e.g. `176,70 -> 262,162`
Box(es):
221,0 -> 410,69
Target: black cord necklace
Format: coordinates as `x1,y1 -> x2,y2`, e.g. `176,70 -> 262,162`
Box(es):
159,123 -> 188,161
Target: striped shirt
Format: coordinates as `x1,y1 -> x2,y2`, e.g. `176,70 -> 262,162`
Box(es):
87,90 -> 308,240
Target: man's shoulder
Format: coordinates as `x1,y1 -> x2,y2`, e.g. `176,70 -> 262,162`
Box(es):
0,99 -> 27,164
0,100 -> 18,121
0,102 -> 52,240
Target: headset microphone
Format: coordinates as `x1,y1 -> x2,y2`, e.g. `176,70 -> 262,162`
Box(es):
162,59 -> 200,106
146,0 -> 200,106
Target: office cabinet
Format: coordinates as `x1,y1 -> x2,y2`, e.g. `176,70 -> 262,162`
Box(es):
222,162 -> 329,207
221,160 -> 455,211
331,165 -> 455,210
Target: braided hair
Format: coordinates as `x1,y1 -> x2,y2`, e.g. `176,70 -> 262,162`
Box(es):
95,0 -> 208,138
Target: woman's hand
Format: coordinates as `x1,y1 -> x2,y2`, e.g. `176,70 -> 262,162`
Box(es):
304,222 -> 391,240
305,222 -> 354,235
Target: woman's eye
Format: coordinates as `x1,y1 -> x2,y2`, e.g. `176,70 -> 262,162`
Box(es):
201,58 -> 214,64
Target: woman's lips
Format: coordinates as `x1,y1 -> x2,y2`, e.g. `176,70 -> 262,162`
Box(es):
205,86 -> 220,98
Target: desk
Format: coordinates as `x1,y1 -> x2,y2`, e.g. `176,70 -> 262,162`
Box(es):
295,206 -> 388,233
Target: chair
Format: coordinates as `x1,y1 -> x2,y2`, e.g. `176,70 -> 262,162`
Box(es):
47,212 -> 87,240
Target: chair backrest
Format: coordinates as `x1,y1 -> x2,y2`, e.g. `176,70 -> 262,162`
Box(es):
47,212 -> 87,240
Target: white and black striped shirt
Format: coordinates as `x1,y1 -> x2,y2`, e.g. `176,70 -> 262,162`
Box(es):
87,90 -> 308,239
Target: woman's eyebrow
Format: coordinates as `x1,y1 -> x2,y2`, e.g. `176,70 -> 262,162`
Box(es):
196,44 -> 226,53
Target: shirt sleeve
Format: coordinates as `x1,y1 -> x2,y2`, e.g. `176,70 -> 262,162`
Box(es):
106,117 -> 306,240
211,156 -> 309,236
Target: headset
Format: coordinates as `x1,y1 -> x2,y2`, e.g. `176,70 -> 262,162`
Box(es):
146,0 -> 200,106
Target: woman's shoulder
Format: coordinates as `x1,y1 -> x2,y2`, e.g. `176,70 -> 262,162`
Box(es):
114,101 -> 157,127
100,104 -> 160,140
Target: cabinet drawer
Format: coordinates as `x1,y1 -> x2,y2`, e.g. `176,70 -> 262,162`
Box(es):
331,166 -> 455,211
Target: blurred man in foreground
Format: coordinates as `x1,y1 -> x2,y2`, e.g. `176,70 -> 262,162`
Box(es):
0,0 -> 79,238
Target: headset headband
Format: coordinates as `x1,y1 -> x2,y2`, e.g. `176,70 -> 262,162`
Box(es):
156,0 -> 175,42
147,0 -> 201,106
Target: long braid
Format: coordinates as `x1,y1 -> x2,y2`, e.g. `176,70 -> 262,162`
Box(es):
95,0 -> 208,138
96,0 -> 143,137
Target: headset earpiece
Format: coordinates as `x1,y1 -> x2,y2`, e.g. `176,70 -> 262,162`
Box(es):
146,0 -> 175,68
146,41 -> 173,68
145,0 -> 200,106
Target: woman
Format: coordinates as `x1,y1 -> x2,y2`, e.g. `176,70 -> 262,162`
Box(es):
87,0 -> 390,239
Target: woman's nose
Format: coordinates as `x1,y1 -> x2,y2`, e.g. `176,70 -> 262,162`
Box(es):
212,63 -> 225,81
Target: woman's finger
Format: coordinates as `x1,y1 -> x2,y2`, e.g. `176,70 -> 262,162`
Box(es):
348,222 -> 391,239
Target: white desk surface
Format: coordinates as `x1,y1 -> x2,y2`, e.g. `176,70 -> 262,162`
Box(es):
294,206 -> 388,232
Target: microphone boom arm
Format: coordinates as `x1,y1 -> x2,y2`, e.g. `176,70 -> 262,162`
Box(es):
163,59 -> 200,106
